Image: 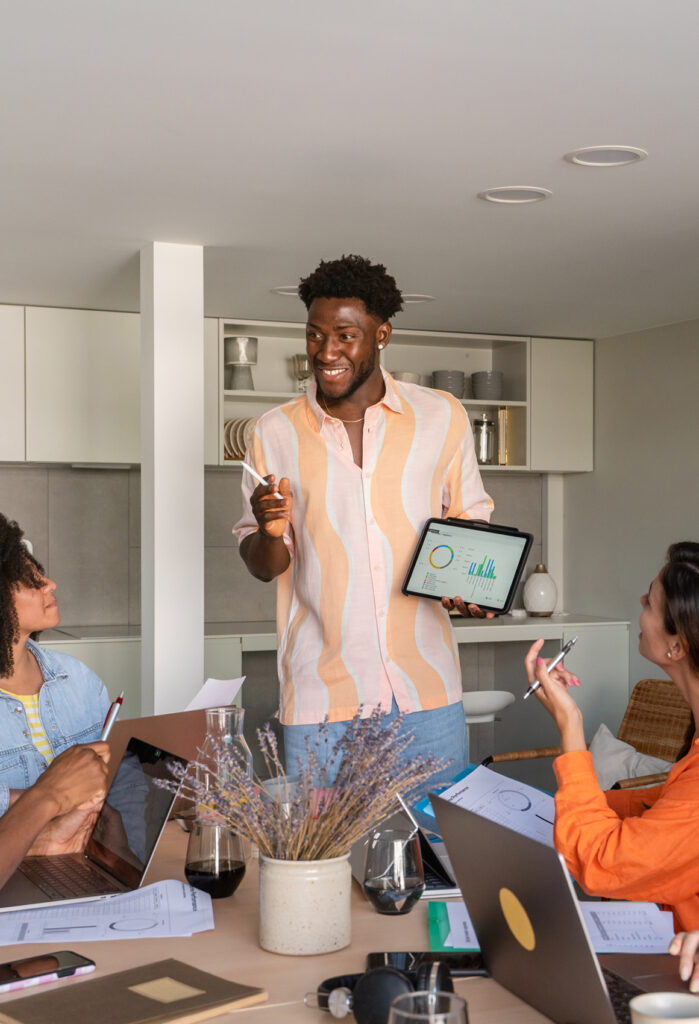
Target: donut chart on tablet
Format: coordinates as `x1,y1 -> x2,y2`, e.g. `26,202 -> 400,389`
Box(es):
429,544 -> 454,569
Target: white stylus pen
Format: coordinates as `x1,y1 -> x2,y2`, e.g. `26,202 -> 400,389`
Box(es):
523,635 -> 578,700
241,462 -> 283,500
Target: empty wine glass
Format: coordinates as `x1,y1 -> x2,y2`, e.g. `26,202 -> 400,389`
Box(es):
363,828 -> 425,914
292,353 -> 313,392
388,991 -> 468,1024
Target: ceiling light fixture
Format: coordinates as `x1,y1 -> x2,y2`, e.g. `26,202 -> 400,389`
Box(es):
564,146 -> 648,167
271,286 -> 299,296
402,294 -> 434,303
477,186 -> 552,204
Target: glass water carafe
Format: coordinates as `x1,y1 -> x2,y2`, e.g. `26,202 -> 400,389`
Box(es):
195,706 -> 253,816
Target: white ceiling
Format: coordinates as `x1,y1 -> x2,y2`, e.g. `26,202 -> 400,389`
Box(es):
2,0 -> 699,339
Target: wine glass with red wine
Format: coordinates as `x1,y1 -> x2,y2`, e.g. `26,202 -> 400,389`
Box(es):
363,828 -> 425,915
184,820 -> 246,898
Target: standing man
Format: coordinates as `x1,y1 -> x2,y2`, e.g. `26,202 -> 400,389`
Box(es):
234,254 -> 494,783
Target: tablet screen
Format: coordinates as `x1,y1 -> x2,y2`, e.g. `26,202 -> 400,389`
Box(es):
402,519 -> 533,612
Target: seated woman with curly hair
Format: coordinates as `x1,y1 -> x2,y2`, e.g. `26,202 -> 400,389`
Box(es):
0,512 -> 110,818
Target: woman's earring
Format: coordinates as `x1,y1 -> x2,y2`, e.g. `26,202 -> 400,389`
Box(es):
667,650 -> 673,660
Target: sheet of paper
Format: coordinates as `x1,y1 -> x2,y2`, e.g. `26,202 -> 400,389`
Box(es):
0,880 -> 214,944
579,901 -> 675,954
437,765 -> 555,847
185,676 -> 245,711
446,901 -> 479,950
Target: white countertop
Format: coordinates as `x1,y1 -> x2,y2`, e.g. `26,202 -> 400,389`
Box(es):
40,612 -> 628,645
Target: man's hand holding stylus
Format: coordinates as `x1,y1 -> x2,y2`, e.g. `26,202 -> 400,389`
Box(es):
240,475 -> 293,582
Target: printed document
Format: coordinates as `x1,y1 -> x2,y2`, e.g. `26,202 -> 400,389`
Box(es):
0,880 -> 214,944
437,765 -> 555,846
185,677 -> 245,711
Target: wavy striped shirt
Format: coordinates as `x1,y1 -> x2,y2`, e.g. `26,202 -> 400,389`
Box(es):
233,371 -> 493,725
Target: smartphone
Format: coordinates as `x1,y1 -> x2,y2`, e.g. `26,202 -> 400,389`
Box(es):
366,951 -> 488,977
0,951 -> 95,993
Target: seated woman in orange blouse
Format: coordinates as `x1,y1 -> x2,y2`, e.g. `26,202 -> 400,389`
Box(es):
525,541 -> 699,933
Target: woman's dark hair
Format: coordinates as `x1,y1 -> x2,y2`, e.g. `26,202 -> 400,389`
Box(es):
662,541 -> 699,673
298,254 -> 403,323
0,513 -> 45,678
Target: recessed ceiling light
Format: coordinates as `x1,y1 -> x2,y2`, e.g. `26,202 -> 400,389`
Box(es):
564,146 -> 648,166
402,294 -> 434,303
477,186 -> 552,204
271,285 -> 299,296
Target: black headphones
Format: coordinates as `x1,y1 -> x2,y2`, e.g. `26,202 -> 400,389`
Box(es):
311,958 -> 453,1024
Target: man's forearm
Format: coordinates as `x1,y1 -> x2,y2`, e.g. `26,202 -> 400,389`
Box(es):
240,530 -> 291,582
0,787 -> 60,889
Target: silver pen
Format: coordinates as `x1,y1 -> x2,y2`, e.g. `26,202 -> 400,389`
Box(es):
241,461 -> 283,500
523,635 -> 578,700
100,690 -> 124,740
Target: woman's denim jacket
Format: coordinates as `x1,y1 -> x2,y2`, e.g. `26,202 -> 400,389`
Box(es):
0,639 -> 110,814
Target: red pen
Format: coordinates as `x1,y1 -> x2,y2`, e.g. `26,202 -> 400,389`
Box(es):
101,691 -> 124,740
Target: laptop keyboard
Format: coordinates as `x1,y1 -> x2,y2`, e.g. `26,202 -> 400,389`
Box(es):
20,856 -> 120,900
602,966 -> 645,1024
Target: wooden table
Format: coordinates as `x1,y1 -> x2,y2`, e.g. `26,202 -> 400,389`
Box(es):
0,825 -> 551,1023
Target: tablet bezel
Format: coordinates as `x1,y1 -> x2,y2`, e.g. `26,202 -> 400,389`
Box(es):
401,518 -> 533,613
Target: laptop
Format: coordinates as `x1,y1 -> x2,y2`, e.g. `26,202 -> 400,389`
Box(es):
432,796 -> 684,1024
0,737 -> 187,912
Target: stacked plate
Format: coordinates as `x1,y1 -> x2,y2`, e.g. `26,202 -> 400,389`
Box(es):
224,417 -> 257,460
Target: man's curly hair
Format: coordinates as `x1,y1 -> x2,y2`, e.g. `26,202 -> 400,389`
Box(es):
298,254 -> 403,323
0,513 -> 45,678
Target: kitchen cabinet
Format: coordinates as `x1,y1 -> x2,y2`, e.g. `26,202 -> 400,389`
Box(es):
529,337 -> 593,472
214,319 -> 593,472
25,307 -> 141,464
0,305 -> 25,461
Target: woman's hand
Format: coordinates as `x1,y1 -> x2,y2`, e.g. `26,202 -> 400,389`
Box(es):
670,931 -> 699,992
524,638 -> 586,752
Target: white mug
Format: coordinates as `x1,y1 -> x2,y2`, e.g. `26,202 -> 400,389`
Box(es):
629,991 -> 699,1024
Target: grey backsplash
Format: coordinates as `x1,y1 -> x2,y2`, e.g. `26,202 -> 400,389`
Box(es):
0,465 -> 542,628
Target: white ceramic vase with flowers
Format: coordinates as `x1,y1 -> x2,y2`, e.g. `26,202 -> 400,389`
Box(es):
168,712 -> 444,956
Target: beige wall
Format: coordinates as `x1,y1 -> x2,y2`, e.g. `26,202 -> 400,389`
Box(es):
564,317 -> 699,689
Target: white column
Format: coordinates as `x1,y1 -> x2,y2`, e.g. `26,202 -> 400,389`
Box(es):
543,473 -> 565,612
140,242 -> 204,715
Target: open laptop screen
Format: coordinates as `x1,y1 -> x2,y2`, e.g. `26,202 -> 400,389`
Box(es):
86,738 -> 186,888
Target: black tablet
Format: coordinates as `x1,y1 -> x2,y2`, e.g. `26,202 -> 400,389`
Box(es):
401,519 -> 533,613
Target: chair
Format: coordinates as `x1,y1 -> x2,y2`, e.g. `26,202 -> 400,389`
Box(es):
482,678 -> 695,790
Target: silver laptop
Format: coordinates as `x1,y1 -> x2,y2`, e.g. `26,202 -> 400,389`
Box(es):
0,737 -> 186,912
432,796 -> 684,1024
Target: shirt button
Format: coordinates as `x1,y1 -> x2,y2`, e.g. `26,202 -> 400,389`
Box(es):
23,731 -> 29,738
13,707 -> 21,714
52,725 -> 57,731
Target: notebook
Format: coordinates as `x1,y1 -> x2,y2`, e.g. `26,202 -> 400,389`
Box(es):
0,738 -> 187,912
0,958 -> 267,1024
431,796 -> 684,1024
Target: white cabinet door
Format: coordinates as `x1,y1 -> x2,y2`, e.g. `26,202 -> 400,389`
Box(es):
529,337 -> 593,472
26,307 -> 140,463
0,305 -> 25,461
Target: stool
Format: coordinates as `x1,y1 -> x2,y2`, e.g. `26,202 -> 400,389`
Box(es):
462,690 -> 515,762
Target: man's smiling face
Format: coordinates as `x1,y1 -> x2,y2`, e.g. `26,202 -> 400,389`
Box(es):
306,297 -> 389,402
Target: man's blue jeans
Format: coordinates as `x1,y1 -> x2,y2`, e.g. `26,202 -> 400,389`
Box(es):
283,697 -> 467,791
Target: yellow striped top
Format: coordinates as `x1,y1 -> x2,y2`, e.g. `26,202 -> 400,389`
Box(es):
0,689 -> 54,763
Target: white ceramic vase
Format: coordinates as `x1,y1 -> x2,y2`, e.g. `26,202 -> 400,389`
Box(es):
258,853 -> 351,955
523,563 -> 557,617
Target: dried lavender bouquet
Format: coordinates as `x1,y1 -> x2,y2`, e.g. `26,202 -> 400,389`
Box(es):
167,708 -> 448,861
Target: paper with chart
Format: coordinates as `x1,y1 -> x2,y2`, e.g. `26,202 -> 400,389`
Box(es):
0,880 -> 214,944
580,901 -> 675,954
437,765 -> 555,846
